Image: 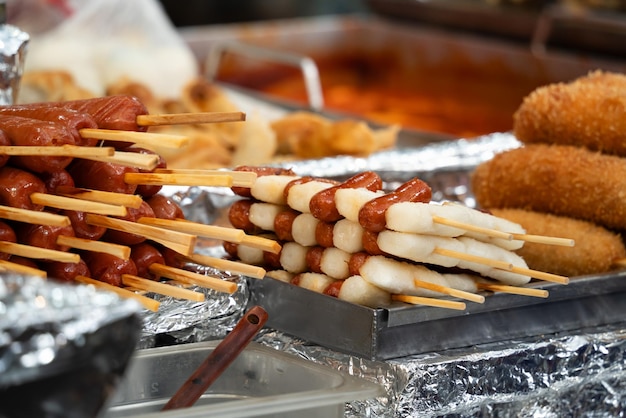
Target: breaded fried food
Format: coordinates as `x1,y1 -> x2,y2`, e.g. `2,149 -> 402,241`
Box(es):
513,70 -> 626,156
471,144 -> 626,231
490,208 -> 626,277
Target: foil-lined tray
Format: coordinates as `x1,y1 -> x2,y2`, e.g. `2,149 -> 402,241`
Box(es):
140,133 -> 626,416
183,133 -> 624,359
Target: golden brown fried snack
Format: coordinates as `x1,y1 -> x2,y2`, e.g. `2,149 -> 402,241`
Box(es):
471,144 -> 626,231
513,70 -> 626,156
490,208 -> 626,277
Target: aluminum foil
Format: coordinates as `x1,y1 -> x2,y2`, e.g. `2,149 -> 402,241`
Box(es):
0,23 -> 28,105
0,274 -> 143,417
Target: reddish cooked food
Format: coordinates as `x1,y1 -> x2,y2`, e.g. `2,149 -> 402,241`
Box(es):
305,246 -> 325,273
44,259 -> 91,282
0,131 -> 10,168
273,209 -> 299,242
228,199 -> 262,234
0,166 -> 47,210
83,252 -> 138,287
314,221 -> 335,248
309,171 -> 383,222
103,200 -> 155,245
0,105 -> 99,146
0,115 -> 76,173
0,220 -> 16,260
323,280 -> 343,297
16,223 -> 75,251
41,169 -> 75,194
231,165 -> 296,197
146,194 -> 185,220
124,147 -> 167,197
348,252 -> 369,276
361,230 -> 384,255
67,159 -> 139,194
358,177 -> 432,232
131,242 -> 165,280
63,210 -> 107,241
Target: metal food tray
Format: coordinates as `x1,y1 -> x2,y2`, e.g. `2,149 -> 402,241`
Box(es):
234,134 -> 626,360
102,341 -> 383,418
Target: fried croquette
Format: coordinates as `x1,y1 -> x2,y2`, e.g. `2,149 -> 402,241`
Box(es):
490,208 -> 626,277
513,70 -> 626,156
471,144 -> 626,231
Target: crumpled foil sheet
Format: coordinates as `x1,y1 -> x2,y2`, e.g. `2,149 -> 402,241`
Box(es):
0,274 -> 143,417
254,323 -> 626,417
0,24 -> 29,105
142,133 -> 626,416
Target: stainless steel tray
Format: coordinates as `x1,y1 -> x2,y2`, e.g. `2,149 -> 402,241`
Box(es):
102,341 -> 383,418
233,134 -> 626,360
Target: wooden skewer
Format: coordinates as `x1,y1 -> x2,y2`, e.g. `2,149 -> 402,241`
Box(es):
432,215 -> 513,240
75,275 -> 160,312
30,193 -> 128,217
79,128 -> 189,149
149,263 -> 238,294
475,281 -> 549,298
136,111 -> 246,127
0,259 -> 47,278
55,186 -> 143,209
82,150 -> 159,170
505,266 -> 569,285
239,234 -> 282,254
56,235 -> 131,260
122,274 -> 206,302
413,279 -> 485,303
0,204 -> 70,227
124,172 -> 234,188
186,253 -> 266,279
510,233 -> 575,247
433,247 -> 514,270
154,169 -> 257,188
0,145 -> 114,157
137,217 -> 245,243
392,294 -> 466,310
0,241 -> 79,263
85,214 -> 197,256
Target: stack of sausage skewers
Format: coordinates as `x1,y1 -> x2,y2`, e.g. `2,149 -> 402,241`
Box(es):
0,95 -> 280,312
224,167 -> 575,310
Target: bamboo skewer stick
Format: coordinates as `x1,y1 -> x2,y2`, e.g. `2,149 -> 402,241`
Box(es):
75,275 -> 161,311
413,279 -> 485,303
124,172 -> 234,188
510,233 -> 574,247
475,281 -> 549,298
149,263 -> 238,294
85,214 -> 197,255
79,128 -> 189,149
137,217 -> 245,243
186,253 -> 266,280
0,259 -> 47,277
432,215 -> 513,240
0,145 -> 114,157
82,151 -> 159,170
136,111 -> 246,126
392,294 -> 467,310
55,186 -> 143,209
433,247 -> 514,270
0,204 -> 70,227
0,241 -> 80,263
122,274 -> 206,302
30,193 -> 128,217
56,235 -> 131,260
154,169 -> 257,188
239,234 -> 282,254
507,266 -> 569,285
